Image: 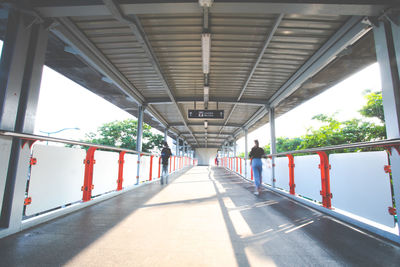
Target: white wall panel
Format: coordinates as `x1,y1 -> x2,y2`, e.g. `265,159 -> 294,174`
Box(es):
152,156 -> 160,180
275,157 -> 290,191
123,153 -> 138,187
294,155 -> 321,202
261,159 -> 272,185
92,151 -> 119,196
195,148 -> 218,165
172,156 -> 177,172
26,145 -> 85,216
330,151 -> 394,228
139,156 -> 150,183
246,160 -> 252,179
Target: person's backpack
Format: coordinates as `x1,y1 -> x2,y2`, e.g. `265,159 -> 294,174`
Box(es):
161,147 -> 171,164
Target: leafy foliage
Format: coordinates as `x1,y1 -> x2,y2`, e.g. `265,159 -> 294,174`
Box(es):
264,137 -> 303,154
82,119 -> 164,152
263,91 -> 386,154
359,91 -> 384,123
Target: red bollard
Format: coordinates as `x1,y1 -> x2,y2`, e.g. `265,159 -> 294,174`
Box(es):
286,154 -> 295,195
82,147 -> 97,202
117,151 -> 126,191
317,151 -> 332,209
149,155 -> 154,181
158,157 -> 161,178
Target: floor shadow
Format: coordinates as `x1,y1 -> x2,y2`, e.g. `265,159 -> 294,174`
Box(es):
0,168 -> 191,266
208,167 -> 251,267
211,167 -> 400,266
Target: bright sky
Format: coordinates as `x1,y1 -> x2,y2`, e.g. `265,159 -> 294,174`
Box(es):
236,62 -> 382,152
0,41 -> 382,153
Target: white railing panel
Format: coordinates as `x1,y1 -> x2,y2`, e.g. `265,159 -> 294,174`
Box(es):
246,160 -> 252,179
152,156 -> 160,180
275,157 -> 290,191
139,155 -> 150,183
92,151 -> 119,196
123,153 -> 138,187
172,156 -> 177,172
26,145 -> 85,216
330,151 -> 394,228
294,155 -> 321,201
261,158 -> 272,185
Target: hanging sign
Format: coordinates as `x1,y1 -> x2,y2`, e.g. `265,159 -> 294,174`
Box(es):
188,110 -> 224,119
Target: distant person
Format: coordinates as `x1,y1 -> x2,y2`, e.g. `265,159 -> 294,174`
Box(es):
249,139 -> 265,195
160,141 -> 172,185
215,155 -> 219,166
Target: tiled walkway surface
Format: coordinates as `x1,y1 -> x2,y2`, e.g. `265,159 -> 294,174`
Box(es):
1,166 -> 400,266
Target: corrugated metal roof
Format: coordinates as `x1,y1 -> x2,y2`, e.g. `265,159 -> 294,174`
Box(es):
2,1 -> 391,149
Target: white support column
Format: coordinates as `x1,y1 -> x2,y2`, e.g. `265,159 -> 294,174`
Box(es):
0,9 -> 49,235
164,128 -> 168,142
373,18 -> 400,138
176,137 -> 180,156
269,107 -> 277,188
233,139 -> 237,157
373,16 -> 400,234
135,105 -> 145,185
244,128 -> 248,179
233,139 -> 237,171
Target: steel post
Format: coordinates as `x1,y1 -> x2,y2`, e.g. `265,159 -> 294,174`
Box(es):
244,128 -> 248,179
0,9 -> 49,232
135,105 -> 144,184
269,108 -> 277,187
164,128 -> 168,142
373,16 -> 400,233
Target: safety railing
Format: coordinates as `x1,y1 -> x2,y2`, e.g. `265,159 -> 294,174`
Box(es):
0,130 -> 196,219
220,138 -> 400,243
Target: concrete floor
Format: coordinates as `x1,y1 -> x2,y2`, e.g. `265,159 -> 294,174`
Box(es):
1,166 -> 400,267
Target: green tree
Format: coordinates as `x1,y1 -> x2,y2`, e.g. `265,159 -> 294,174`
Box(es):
83,119 -> 164,152
238,152 -> 245,158
264,137 -> 303,153
261,90 -> 386,154
298,114 -> 385,150
359,91 -> 384,123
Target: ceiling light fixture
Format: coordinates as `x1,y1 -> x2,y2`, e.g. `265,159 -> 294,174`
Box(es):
199,0 -> 214,7
202,33 -> 211,74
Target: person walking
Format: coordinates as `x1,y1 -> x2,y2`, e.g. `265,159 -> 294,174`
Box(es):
160,141 -> 172,185
249,139 -> 265,195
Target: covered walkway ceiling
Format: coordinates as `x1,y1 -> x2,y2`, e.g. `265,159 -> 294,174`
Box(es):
1,1 -> 398,148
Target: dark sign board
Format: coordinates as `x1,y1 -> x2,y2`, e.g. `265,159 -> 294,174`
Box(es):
188,110 -> 224,119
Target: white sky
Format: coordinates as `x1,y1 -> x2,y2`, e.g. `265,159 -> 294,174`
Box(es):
0,41 -> 383,152
236,62 -> 382,152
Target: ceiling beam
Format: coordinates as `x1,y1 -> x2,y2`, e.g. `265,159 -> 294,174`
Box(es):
34,2 -> 392,17
269,16 -> 371,108
233,16 -> 372,138
103,0 -> 198,145
169,122 -> 241,128
219,14 -> 282,136
147,97 -> 268,106
51,18 -> 179,138
180,131 -> 232,136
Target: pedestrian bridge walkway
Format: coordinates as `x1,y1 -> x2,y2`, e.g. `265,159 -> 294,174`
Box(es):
1,166 -> 400,266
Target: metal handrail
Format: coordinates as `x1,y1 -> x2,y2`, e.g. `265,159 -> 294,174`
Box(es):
226,138 -> 400,158
0,130 -> 154,156
268,138 -> 400,157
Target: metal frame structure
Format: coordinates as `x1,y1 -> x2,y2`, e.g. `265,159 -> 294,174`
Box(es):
1,0 -> 400,240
